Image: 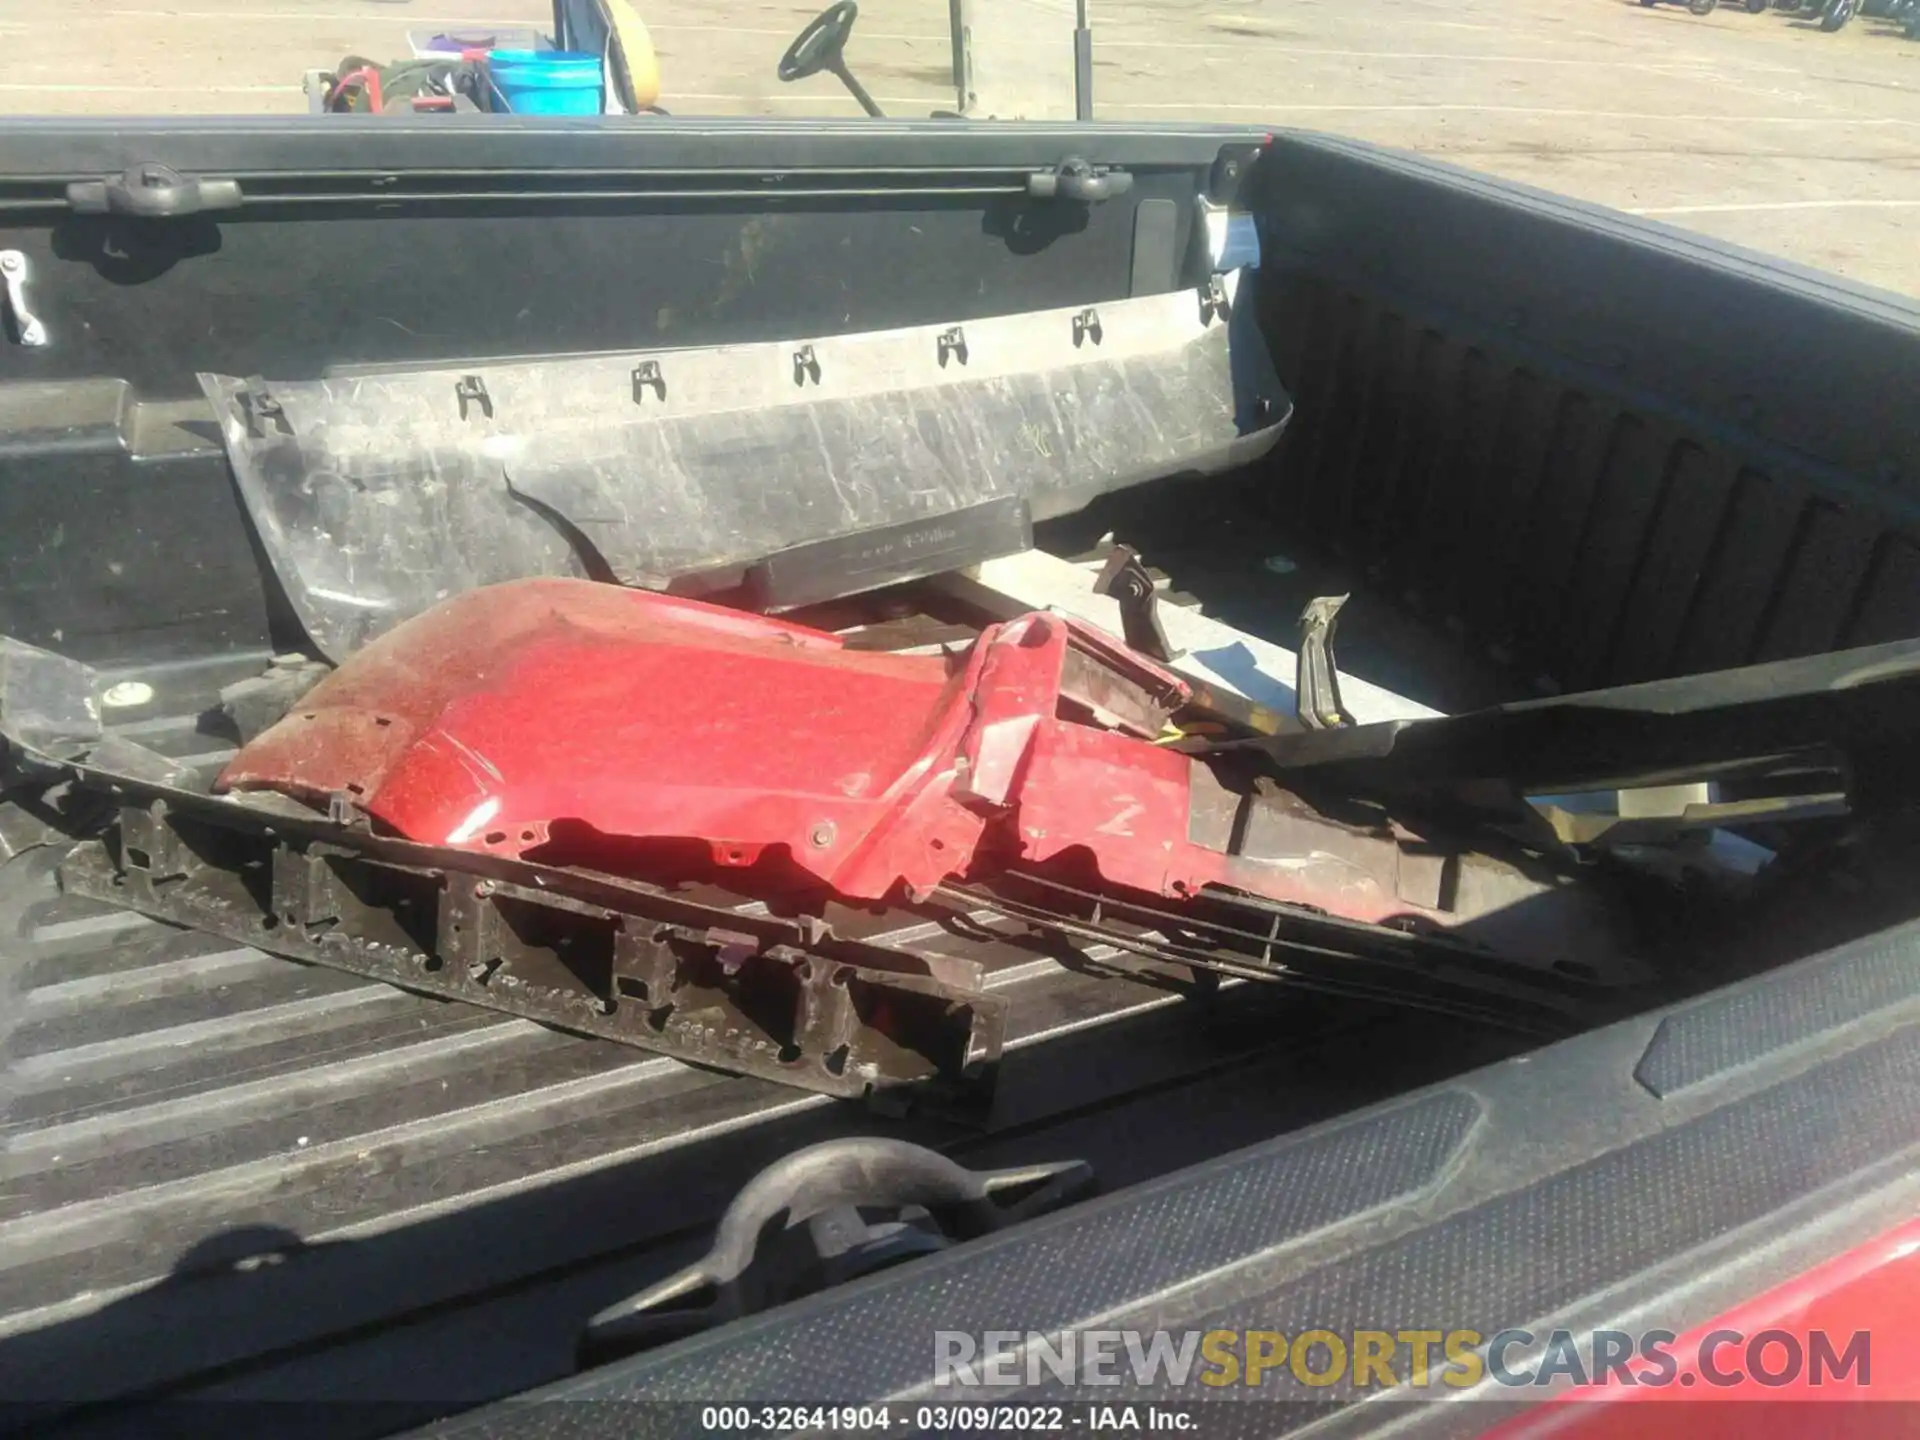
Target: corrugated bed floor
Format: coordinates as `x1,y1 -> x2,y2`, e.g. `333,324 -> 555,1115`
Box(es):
0,698 -> 1524,1431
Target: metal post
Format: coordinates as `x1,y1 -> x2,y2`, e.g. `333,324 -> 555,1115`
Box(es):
1074,0 -> 1094,120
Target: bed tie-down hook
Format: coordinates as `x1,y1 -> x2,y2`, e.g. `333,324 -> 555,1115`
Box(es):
1025,157 -> 1134,203
578,1139 -> 1094,1367
66,163 -> 243,219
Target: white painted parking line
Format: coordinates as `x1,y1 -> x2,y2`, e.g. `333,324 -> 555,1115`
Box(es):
654,25 -> 949,40
1098,43 -> 1797,72
1107,101 -> 1917,123
670,92 -> 952,106
90,7 -> 545,19
1631,198 -> 1920,215
0,83 -> 299,94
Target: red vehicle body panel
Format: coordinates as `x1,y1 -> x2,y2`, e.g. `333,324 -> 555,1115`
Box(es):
1489,1215 -> 1920,1438
218,579 -> 1213,904
218,578 -> 1459,921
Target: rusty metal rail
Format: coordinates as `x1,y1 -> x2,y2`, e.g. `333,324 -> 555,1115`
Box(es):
59,783 -> 1004,1112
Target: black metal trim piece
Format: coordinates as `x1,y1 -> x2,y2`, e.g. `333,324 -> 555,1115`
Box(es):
935,875 -> 1623,1039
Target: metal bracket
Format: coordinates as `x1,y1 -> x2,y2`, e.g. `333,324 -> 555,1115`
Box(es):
1207,145 -> 1261,205
937,326 -> 969,368
1092,544 -> 1180,664
1072,308 -> 1102,348
242,390 -> 292,439
455,375 -> 493,421
0,251 -> 47,347
1199,274 -> 1232,326
1296,594 -> 1355,731
792,343 -> 821,386
631,360 -> 665,403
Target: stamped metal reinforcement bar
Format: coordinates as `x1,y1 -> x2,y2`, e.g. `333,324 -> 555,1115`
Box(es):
57,784 -> 1005,1111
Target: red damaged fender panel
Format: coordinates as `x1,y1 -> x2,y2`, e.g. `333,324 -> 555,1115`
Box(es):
220,579 -> 1493,928
220,580 -> 962,895
216,578 -> 1219,903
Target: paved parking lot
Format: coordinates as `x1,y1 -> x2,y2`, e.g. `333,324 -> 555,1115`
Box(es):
3,0 -> 1918,295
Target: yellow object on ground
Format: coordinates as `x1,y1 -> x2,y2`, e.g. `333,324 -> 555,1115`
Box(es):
602,0 -> 661,110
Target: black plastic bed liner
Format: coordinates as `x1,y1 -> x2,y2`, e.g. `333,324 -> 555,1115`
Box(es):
427,904 -> 1920,1440
7,564 -> 1918,1436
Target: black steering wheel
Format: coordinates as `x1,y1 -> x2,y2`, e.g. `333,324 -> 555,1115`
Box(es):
779,1 -> 860,82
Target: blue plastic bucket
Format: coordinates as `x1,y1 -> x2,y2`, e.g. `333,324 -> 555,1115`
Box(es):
489,50 -> 603,115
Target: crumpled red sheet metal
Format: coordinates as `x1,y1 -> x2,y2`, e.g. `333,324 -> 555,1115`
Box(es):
218,579 -> 1201,901
216,577 -> 1453,923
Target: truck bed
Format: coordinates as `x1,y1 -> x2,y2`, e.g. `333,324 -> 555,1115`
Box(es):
3,116 -> 1919,1433
0,623 -> 1526,1418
